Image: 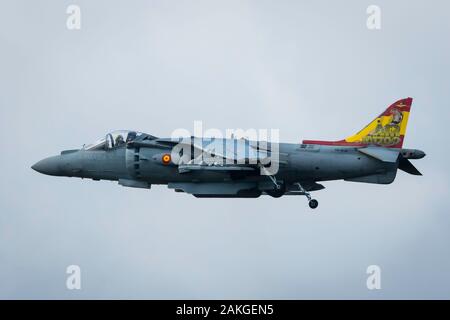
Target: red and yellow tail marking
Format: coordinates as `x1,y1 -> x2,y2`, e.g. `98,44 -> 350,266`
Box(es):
303,98 -> 412,149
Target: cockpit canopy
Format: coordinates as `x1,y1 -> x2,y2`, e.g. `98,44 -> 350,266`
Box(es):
83,130 -> 145,151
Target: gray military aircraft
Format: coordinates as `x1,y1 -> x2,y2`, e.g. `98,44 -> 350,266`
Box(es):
32,98 -> 425,208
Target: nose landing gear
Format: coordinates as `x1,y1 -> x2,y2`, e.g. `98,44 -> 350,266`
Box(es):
295,182 -> 319,209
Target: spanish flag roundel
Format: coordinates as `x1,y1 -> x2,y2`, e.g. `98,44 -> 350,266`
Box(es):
162,154 -> 171,165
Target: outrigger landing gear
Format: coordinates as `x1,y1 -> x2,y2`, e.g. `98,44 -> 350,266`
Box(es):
267,174 -> 281,190
259,165 -> 281,190
265,172 -> 285,198
260,166 -> 286,198
295,183 -> 319,209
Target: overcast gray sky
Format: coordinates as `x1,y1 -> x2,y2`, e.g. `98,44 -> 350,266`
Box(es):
1,0 -> 449,299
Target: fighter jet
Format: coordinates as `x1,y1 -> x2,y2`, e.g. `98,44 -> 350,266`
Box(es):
32,98 -> 425,209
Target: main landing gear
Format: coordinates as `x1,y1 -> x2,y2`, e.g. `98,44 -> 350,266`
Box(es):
295,183 -> 319,209
308,199 -> 319,209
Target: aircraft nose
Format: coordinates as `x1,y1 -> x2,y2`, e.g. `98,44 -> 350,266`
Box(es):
32,156 -> 63,176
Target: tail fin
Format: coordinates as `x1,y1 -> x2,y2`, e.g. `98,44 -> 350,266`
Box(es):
303,98 -> 412,148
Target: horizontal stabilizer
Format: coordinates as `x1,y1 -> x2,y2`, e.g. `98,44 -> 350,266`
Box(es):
398,157 -> 422,175
358,147 -> 399,163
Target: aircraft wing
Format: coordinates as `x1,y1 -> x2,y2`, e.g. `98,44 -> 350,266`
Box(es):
132,136 -> 277,165
178,164 -> 256,174
188,137 -> 272,164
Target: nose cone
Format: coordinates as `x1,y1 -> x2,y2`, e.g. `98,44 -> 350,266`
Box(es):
32,156 -> 63,176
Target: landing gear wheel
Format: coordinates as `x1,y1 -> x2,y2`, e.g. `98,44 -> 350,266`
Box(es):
295,182 -> 319,210
308,199 -> 319,209
268,189 -> 284,198
267,184 -> 285,198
